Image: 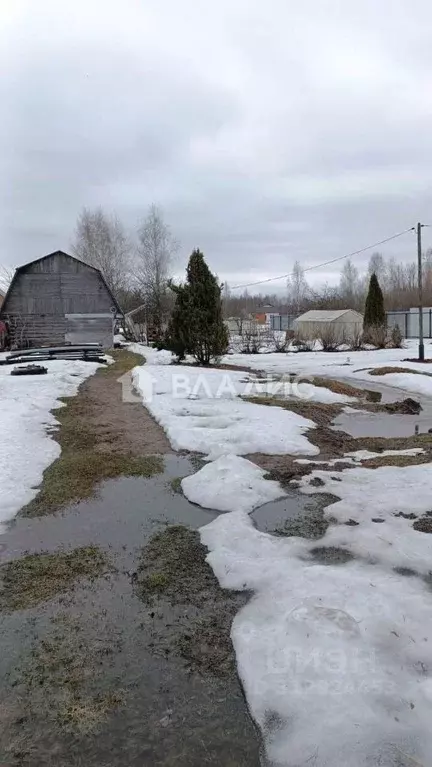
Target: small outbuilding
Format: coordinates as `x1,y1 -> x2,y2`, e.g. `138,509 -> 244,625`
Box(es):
0,250 -> 123,348
294,309 -> 363,342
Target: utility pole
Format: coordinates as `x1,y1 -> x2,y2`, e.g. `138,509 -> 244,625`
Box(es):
417,222 -> 424,361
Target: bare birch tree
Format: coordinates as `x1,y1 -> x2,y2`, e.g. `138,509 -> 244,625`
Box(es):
0,264 -> 14,294
135,205 -> 178,340
339,258 -> 360,305
287,261 -> 308,313
72,207 -> 131,298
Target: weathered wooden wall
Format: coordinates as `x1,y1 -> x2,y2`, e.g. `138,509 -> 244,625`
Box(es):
1,252 -> 118,347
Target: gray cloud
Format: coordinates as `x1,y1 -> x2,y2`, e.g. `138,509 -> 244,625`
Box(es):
2,0 -> 432,291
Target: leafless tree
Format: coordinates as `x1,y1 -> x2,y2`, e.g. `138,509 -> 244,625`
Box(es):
367,252 -> 387,285
287,261 -> 309,313
135,205 -> 178,340
72,207 -> 132,298
366,325 -> 388,348
348,330 -> 365,351
0,265 -> 14,293
317,325 -> 342,352
339,258 -> 360,304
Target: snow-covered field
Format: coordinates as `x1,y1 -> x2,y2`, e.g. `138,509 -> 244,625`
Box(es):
0,356 -> 102,530
132,344 -> 432,766
224,339 -> 432,399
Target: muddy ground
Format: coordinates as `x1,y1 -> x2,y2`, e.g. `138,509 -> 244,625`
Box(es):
0,352 -> 261,766
2,352 -> 432,765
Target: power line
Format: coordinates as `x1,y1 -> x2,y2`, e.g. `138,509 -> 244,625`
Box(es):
229,226 -> 416,291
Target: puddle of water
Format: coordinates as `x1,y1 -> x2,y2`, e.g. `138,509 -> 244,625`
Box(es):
333,403 -> 432,438
252,490 -> 319,533
330,376 -> 432,438
1,455 -> 218,568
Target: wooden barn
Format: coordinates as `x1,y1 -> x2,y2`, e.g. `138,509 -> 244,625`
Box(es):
0,251 -> 123,348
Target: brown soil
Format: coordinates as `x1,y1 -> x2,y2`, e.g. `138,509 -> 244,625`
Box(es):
404,358 -> 432,364
85,351 -> 171,456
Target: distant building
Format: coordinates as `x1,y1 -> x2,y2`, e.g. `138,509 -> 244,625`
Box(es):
251,305 -> 280,326
294,309 -> 363,341
0,250 -> 123,348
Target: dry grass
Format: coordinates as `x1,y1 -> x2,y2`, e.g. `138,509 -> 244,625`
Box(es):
244,395 -> 344,428
368,366 -> 428,376
362,454 -> 431,469
347,433 -> 432,454
0,546 -> 110,611
311,376 -> 365,398
413,517 -> 432,534
59,691 -> 125,733
13,612 -> 125,736
135,525 -> 246,677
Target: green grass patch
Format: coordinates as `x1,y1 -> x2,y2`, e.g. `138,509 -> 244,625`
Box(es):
169,476 -> 183,495
273,512 -> 329,540
0,546 -> 110,612
102,348 -> 145,376
22,452 -> 163,517
136,525 -> 218,606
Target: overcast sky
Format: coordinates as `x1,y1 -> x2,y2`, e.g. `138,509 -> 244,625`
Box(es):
2,0 -> 432,291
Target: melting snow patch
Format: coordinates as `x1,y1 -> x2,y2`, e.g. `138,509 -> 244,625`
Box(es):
133,364 -> 318,459
201,508 -> 432,766
181,454 -> 285,513
0,358 -> 102,530
300,462 -> 432,574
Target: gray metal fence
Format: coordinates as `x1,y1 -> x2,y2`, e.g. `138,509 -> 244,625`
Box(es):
386,309 -> 432,338
270,314 -> 299,331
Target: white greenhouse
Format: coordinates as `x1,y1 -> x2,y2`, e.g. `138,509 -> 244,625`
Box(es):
294,309 -> 363,342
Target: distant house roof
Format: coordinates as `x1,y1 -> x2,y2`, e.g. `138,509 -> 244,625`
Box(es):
296,309 -> 363,322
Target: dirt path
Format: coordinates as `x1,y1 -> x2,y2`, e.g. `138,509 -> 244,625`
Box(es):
0,351 -> 261,766
77,351 -> 171,456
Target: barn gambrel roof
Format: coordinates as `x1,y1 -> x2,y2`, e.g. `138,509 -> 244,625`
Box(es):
0,250 -> 123,315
